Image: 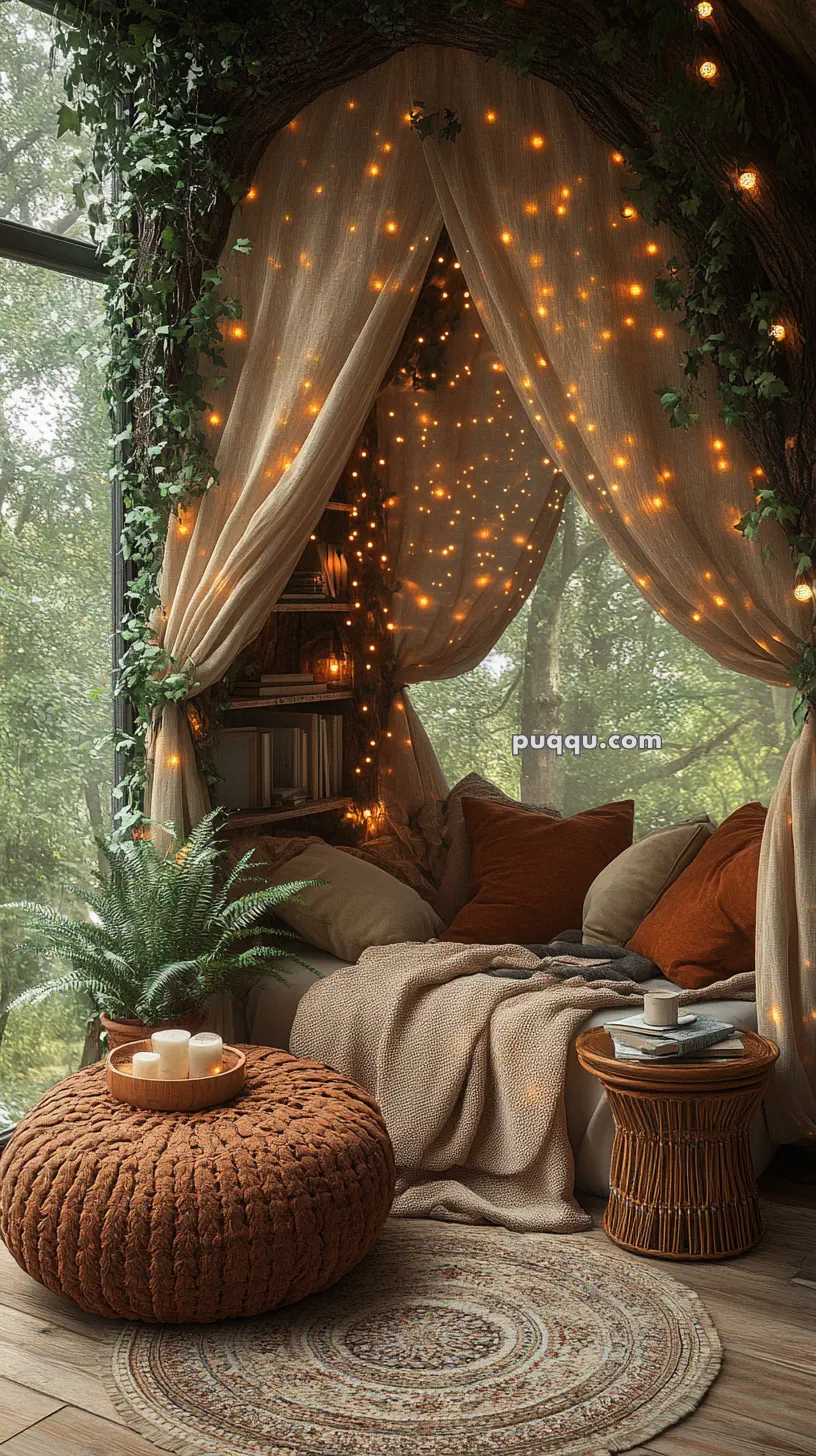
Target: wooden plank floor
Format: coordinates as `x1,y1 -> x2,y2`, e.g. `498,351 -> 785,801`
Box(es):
0,1153 -> 813,1455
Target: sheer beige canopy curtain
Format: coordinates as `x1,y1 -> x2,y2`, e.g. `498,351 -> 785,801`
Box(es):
397,48 -> 813,1142
148,57 -> 443,832
148,47 -> 814,1140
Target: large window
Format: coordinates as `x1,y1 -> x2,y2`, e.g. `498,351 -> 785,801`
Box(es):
412,496 -> 795,832
1,1 -> 92,239
0,3 -> 111,1127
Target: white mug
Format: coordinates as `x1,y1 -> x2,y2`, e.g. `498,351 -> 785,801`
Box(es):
643,989 -> 680,1027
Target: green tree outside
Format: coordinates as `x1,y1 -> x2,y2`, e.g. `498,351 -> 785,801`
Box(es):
0,2 -> 111,1123
411,496 -> 795,832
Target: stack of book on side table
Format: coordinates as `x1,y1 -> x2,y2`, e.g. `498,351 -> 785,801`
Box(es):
606,1011 -> 745,1062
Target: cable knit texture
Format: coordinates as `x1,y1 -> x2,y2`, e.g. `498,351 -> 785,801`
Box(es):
0,1046 -> 395,1323
290,941 -> 755,1232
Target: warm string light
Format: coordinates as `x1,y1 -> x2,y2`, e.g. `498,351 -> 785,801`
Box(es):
737,168 -> 758,192
222,136 -> 758,811
794,581 -> 814,603
768,321 -> 787,342
696,1 -> 714,17
698,59 -> 719,80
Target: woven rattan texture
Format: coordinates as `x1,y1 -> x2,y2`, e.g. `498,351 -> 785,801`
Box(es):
0,1046 -> 395,1323
576,1028 -> 778,1260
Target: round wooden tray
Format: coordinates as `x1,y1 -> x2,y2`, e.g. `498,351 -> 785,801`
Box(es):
106,1039 -> 247,1111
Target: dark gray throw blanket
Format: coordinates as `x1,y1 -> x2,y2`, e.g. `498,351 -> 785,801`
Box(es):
485,928 -> 660,983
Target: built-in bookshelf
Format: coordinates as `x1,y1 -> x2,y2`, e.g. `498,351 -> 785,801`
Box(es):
208,404 -> 397,838
211,492 -> 359,828
226,797 -> 351,829
270,602 -> 352,614
225,691 -> 353,711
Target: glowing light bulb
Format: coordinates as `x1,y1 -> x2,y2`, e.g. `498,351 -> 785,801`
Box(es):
385,221 -> 398,233
611,151 -> 625,164
620,205 -> 637,219
696,1 -> 714,16
230,324 -> 246,339
207,412 -> 222,427
485,110 -> 497,123
500,230 -> 513,244
738,169 -> 758,191
245,186 -> 257,201
628,283 -> 643,297
794,581 -> 814,602
698,59 -> 718,80
530,134 -> 545,149
646,242 -> 659,255
769,321 -> 787,341
368,163 -> 380,177
653,327 -> 666,340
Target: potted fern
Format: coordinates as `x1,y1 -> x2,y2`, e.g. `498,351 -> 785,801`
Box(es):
2,811 -> 321,1050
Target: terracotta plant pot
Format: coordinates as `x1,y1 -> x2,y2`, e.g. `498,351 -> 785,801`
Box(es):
100,1009 -> 205,1052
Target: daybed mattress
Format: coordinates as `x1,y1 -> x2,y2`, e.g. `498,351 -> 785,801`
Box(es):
216,943 -> 774,1198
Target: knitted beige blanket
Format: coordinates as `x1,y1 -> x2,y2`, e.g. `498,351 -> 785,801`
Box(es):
290,940 -> 756,1233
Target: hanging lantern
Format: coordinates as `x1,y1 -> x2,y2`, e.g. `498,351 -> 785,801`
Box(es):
315,636 -> 353,687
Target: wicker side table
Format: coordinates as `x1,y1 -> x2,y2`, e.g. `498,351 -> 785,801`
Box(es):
576,1027 -> 778,1261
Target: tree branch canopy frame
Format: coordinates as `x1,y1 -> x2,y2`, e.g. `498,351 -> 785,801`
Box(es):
34,0 -> 816,825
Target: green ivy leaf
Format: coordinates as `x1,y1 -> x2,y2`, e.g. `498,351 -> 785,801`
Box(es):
57,103 -> 81,137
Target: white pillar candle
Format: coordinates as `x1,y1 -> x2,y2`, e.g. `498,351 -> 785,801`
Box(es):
189,1032 -> 223,1079
151,1028 -> 191,1079
131,1051 -> 161,1080
643,989 -> 680,1027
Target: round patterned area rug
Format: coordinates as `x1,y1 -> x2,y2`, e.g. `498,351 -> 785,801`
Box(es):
107,1222 -> 721,1456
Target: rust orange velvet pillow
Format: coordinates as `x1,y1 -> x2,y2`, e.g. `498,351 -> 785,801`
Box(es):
440,797 -> 635,945
627,802 -> 767,989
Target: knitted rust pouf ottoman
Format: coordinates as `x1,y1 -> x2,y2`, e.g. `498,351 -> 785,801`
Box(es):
0,1046 -> 395,1323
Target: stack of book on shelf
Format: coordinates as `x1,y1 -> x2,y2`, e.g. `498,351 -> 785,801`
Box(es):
279,569 -> 329,602
231,672 -> 333,705
317,544 -> 348,600
606,1012 -> 745,1062
213,712 -> 344,812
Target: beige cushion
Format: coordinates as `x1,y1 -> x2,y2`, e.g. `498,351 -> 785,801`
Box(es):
582,815 -> 714,947
268,842 -> 444,962
433,773 -> 560,926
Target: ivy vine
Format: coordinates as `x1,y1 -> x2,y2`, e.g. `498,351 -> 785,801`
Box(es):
51,9 -> 263,830
17,0 -> 812,828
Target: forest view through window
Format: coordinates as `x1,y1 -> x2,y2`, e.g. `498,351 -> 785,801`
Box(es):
0,2 -> 111,1126
411,495 -> 796,832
